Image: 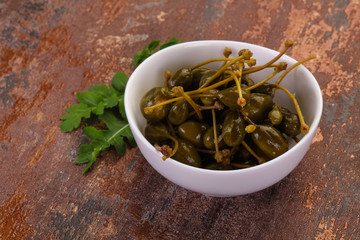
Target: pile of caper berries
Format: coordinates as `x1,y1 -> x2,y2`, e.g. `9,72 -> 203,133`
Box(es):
140,41 -> 314,170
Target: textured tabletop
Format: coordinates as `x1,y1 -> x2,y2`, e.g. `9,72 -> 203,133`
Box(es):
0,0 -> 359,239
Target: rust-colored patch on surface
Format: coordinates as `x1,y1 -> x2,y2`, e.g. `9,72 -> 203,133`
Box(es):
312,127 -> 324,143
1,0 -> 360,239
0,183 -> 32,240
300,182 -> 320,215
96,147 -> 143,198
25,125 -> 58,168
0,47 -> 33,81
38,26 -> 71,60
0,47 -> 16,77
0,80 -> 54,141
91,216 -> 117,238
242,0 -> 283,45
100,0 -> 130,25
315,217 -> 337,240
281,1 -> 359,98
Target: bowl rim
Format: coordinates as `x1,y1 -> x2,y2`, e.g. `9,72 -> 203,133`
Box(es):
124,40 -> 323,176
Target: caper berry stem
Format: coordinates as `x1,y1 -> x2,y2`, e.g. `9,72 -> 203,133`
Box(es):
144,96 -> 182,115
188,102 -> 223,118
167,135 -> 179,159
244,58 -> 256,67
269,62 -> 288,70
190,57 -> 235,70
193,93 -> 217,98
271,84 -> 309,134
198,101 -> 224,111
188,76 -> 234,95
245,68 -> 280,91
151,76 -> 234,111
224,67 -> 246,107
199,55 -> 248,89
221,47 -> 232,67
223,47 -> 232,58
241,141 -> 266,164
238,49 -> 253,60
155,134 -> 179,160
273,55 -> 317,88
175,86 -> 203,121
243,40 -> 294,74
215,149 -> 231,165
239,109 -> 257,125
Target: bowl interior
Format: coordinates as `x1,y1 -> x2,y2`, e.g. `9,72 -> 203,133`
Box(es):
127,40 -> 321,147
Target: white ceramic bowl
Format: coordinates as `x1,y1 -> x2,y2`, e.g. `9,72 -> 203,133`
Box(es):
124,40 -> 322,197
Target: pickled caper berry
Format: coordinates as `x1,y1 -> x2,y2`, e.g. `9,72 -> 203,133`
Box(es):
268,105 -> 283,125
230,145 -> 258,165
221,110 -> 246,147
203,124 -> 226,150
144,122 -> 170,144
168,99 -> 189,125
167,67 -> 193,91
278,107 -> 301,137
241,75 -> 255,87
251,83 -> 275,95
199,69 -> 223,88
200,89 -> 219,106
178,121 -> 209,147
140,87 -> 169,122
140,42 -> 312,170
217,86 -> 250,109
191,67 -> 211,89
241,93 -> 273,122
251,124 -> 288,159
172,139 -> 202,167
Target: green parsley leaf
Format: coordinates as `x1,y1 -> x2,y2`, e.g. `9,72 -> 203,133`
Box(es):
88,85 -> 119,109
111,72 -> 128,93
60,83 -> 122,133
118,95 -> 126,120
159,37 -> 180,50
60,103 -> 92,132
83,126 -> 105,140
148,40 -> 160,51
75,111 -> 134,173
130,50 -> 150,70
130,37 -> 180,69
61,37 -> 180,174
76,91 -> 102,107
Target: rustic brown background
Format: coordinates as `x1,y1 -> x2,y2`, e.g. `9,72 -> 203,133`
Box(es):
0,0 -> 359,239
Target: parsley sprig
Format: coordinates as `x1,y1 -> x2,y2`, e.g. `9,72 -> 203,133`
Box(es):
130,36 -> 180,69
60,37 -> 180,174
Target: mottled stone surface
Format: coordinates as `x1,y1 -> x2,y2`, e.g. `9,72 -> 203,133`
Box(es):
0,0 -> 359,239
